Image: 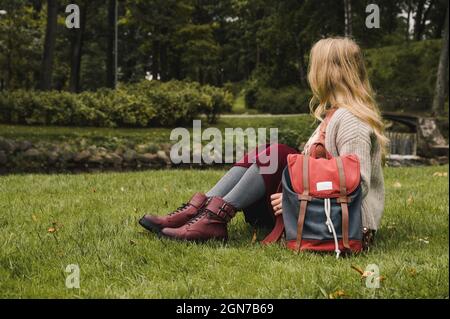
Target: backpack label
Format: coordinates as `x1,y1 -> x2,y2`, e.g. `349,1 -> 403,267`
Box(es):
316,181 -> 333,191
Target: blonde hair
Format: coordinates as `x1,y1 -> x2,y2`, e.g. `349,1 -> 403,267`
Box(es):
307,37 -> 388,153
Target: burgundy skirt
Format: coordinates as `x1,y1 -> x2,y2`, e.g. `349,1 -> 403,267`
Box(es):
234,143 -> 299,229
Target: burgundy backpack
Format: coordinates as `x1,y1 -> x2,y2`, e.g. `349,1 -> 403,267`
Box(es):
262,109 -> 364,258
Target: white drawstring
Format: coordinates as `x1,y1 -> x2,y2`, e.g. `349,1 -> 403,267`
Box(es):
324,198 -> 341,259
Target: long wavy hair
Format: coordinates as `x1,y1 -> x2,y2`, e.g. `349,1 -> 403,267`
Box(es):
307,37 -> 388,153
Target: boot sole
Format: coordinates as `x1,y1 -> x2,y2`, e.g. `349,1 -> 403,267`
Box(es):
138,217 -> 163,234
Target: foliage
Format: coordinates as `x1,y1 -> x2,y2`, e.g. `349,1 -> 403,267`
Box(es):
0,80 -> 233,127
245,85 -> 311,114
365,40 -> 442,111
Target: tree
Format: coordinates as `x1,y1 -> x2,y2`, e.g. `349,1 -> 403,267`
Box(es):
106,0 -> 117,88
69,1 -> 88,92
432,4 -> 449,114
39,0 -> 58,91
414,0 -> 435,40
344,0 -> 353,37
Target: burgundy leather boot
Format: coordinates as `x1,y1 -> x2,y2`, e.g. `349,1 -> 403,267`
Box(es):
160,197 -> 236,241
139,193 -> 208,233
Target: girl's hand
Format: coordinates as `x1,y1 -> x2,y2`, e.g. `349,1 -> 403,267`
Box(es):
270,193 -> 283,216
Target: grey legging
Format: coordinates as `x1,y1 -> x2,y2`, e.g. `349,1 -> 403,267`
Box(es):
206,164 -> 266,210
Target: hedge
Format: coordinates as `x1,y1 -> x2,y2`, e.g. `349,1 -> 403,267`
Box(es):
245,83 -> 311,114
0,80 -> 233,127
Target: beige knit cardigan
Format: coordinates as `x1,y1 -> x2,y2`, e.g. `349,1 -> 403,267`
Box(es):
303,107 -> 385,230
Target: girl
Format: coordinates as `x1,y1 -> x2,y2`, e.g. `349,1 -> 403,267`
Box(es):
139,37 -> 387,246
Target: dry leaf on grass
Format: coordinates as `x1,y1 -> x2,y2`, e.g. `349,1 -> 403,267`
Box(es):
407,195 -> 413,205
432,172 -> 448,177
329,290 -> 347,299
47,227 -> 57,233
351,265 -> 364,276
408,268 -> 417,276
251,229 -> 258,244
393,181 -> 402,188
32,214 -> 38,222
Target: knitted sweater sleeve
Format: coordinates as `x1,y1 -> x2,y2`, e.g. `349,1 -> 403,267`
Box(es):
335,114 -> 373,198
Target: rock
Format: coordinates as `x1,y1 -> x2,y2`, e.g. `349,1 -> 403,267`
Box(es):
0,137 -> 16,153
160,143 -> 171,154
97,147 -> 108,156
123,149 -> 137,162
135,144 -> 149,154
60,149 -> 75,161
137,153 -> 158,163
157,150 -> 171,164
104,153 -> 123,166
74,150 -> 91,162
18,140 -> 33,152
88,155 -> 103,164
23,148 -> 42,159
0,150 -> 7,165
87,145 -> 97,155
47,151 -> 59,164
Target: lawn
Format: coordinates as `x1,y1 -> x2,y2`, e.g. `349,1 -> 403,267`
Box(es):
0,165 -> 448,298
0,115 -> 315,147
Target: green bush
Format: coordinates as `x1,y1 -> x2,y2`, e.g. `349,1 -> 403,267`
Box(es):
244,85 -> 311,114
365,39 -> 442,111
0,80 -> 232,127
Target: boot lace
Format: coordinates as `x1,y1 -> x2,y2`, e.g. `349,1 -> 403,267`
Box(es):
186,208 -> 207,225
168,203 -> 189,216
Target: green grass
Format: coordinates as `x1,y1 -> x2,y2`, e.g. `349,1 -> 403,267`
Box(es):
0,115 -> 315,147
230,91 -> 259,115
0,165 -> 448,298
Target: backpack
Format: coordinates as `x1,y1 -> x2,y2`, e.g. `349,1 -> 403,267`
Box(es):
262,108 -> 364,258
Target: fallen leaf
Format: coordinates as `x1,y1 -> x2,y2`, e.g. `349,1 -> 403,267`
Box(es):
47,227 -> 57,233
129,240 -> 136,246
351,265 -> 364,276
393,181 -> 402,188
32,214 -> 38,222
408,268 -> 417,276
433,172 -> 448,177
251,229 -> 258,244
329,290 -> 346,299
407,195 -> 413,205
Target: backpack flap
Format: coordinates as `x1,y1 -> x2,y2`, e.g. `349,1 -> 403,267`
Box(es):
286,153 -> 361,198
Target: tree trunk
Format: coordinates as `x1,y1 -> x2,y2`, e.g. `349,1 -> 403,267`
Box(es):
39,0 -> 58,91
344,0 -> 353,37
69,2 -> 87,93
296,38 -> 307,87
151,39 -> 160,80
106,0 -> 117,88
406,0 -> 412,40
432,6 -> 449,115
414,0 -> 435,40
